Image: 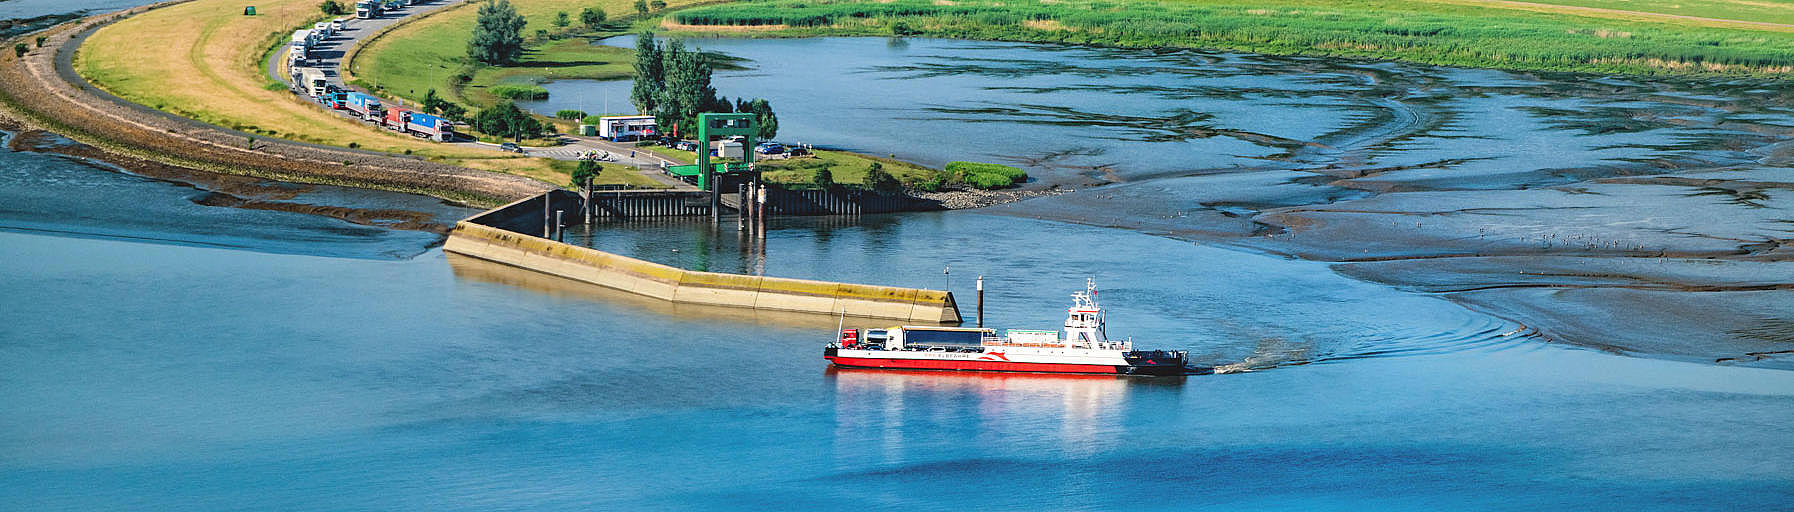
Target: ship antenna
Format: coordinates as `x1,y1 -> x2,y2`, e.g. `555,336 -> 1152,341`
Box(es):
837,306 -> 845,335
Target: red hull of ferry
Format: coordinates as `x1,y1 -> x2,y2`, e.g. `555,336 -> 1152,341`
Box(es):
826,355 -> 1125,374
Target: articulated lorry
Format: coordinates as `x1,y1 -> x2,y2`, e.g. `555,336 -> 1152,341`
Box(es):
383,108 -> 456,142
355,1 -> 380,19
290,67 -> 329,99
341,92 -> 384,121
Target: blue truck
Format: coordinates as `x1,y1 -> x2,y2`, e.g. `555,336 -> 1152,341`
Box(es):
341,92 -> 383,121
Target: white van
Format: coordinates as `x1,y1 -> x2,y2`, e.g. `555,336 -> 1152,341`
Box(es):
330,18 -> 348,31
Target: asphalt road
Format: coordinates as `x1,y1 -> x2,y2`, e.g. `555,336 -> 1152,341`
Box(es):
268,1 -> 693,188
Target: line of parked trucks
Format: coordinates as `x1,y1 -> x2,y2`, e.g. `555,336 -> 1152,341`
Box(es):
288,71 -> 458,141
286,0 -> 455,142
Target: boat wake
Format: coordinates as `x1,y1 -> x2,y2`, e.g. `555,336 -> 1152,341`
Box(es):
1206,313 -> 1540,374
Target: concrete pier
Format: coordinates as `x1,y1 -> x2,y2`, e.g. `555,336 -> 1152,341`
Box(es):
443,191 -> 961,324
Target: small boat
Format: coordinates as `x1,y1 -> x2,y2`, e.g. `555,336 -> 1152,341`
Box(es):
825,279 -> 1190,375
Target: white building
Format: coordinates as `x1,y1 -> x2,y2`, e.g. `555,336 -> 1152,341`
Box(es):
597,115 -> 657,141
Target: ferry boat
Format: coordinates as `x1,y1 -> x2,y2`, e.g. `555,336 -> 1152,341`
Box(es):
824,280 -> 1190,376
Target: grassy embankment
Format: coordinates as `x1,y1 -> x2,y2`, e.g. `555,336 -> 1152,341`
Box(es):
355,0 -> 944,187
665,0 -> 1794,76
353,0 -> 693,111
73,0 -> 653,188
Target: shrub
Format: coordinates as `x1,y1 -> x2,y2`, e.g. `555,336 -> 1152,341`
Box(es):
813,167 -> 834,189
580,7 -> 607,30
944,161 -> 1027,183
556,109 -> 588,120
581,114 -> 605,125
863,162 -> 901,192
13,43 -> 26,58
490,84 -> 549,100
964,172 -> 1014,189
571,159 -> 600,187
320,0 -> 346,15
555,11 -> 571,28
34,36 -> 47,48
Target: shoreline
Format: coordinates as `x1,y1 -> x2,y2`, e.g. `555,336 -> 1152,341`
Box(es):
0,5 -> 554,210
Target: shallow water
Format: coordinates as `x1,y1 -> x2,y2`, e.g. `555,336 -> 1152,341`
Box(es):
537,37 -> 1794,367
4,127 -> 1794,508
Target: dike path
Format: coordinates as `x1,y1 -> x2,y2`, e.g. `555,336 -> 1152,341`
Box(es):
0,1 -> 554,206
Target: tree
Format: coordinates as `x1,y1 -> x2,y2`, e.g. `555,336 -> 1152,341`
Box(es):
813,167 -> 835,189
653,39 -> 725,138
467,0 -> 527,65
746,98 -> 778,140
473,101 -> 544,141
320,0 -> 346,15
570,160 -> 600,187
633,0 -> 649,15
12,43 -> 25,58
649,0 -> 667,10
580,7 -> 606,30
421,89 -> 466,121
864,162 -> 901,192
555,11 -> 571,27
629,32 -> 662,115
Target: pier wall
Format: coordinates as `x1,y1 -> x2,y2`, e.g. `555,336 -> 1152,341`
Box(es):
443,191 -> 961,324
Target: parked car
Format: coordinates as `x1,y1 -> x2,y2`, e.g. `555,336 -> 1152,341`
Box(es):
672,140 -> 697,152
499,142 -> 523,153
755,142 -> 785,155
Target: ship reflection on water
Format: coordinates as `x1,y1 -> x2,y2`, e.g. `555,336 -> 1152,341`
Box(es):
827,368 -> 1185,464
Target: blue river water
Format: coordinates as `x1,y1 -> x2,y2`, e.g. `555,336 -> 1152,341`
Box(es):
3,124 -> 1793,509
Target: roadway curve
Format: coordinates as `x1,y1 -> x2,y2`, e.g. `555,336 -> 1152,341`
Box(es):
283,0 -> 693,189
0,2 -> 554,206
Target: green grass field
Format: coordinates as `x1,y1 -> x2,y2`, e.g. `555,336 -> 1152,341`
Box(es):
666,0 -> 1794,75
1489,0 -> 1794,26
354,0 -> 700,109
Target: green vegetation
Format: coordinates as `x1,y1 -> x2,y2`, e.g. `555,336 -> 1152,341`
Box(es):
468,0 -> 528,65
12,43 -> 25,58
667,0 -> 1794,75
355,0 -> 709,110
1513,0 -> 1794,26
756,150 -> 936,188
319,0 -> 346,15
555,109 -> 589,119
570,159 -> 600,186
945,161 -> 1027,189
862,162 -> 901,192
491,84 -> 550,99
631,32 -> 778,141
581,6 -> 607,29
472,101 -> 547,140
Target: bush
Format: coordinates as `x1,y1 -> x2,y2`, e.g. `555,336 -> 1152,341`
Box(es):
570,159 -> 600,187
580,7 -> 607,30
34,36 -> 47,48
490,84 -> 549,100
912,172 -> 946,192
964,172 -> 1015,189
862,162 -> 901,192
813,167 -> 834,189
581,114 -> 606,125
556,109 -> 588,120
320,0 -> 346,15
12,43 -> 26,58
945,161 -> 1026,183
